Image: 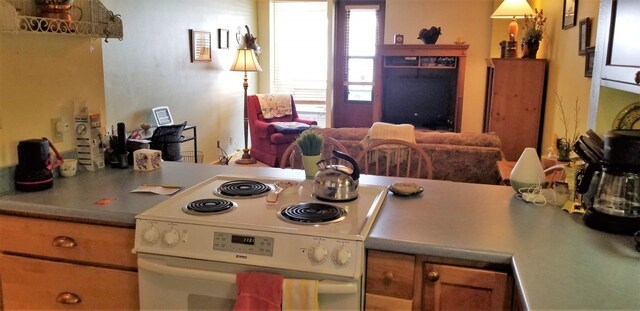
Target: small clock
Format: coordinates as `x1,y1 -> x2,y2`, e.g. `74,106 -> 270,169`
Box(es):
394,34 -> 404,45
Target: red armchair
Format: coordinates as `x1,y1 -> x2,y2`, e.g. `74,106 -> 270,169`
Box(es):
247,94 -> 317,167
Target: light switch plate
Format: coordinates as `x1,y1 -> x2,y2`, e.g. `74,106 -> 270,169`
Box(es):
50,117 -> 63,143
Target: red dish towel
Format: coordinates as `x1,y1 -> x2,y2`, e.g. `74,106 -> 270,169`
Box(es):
233,271 -> 284,311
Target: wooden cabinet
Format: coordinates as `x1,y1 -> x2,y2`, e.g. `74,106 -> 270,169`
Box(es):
0,215 -> 139,310
374,45 -> 468,132
484,58 -> 547,161
365,250 -> 512,311
421,263 -> 510,311
599,0 -> 640,93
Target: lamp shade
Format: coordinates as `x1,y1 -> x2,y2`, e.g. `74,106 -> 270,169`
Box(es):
230,48 -> 262,72
490,0 -> 535,19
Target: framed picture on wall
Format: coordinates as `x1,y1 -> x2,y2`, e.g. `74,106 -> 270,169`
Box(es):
578,18 -> 591,55
189,29 -> 212,63
584,47 -> 595,78
218,29 -> 229,49
562,0 -> 578,29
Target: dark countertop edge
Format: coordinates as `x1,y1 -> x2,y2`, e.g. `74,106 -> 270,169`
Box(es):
364,238 -> 514,265
0,209 -> 134,228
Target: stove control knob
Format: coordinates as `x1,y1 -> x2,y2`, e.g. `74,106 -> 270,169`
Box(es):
142,226 -> 160,244
332,246 -> 351,266
162,228 -> 180,247
308,244 -> 328,263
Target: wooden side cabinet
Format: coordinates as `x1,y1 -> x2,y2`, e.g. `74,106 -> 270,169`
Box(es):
365,250 -> 513,311
484,58 -> 547,161
0,215 -> 139,310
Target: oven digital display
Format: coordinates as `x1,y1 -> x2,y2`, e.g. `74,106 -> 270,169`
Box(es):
231,235 -> 255,245
214,232 -> 273,256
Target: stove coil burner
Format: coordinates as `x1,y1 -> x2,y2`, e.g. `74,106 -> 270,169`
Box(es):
182,199 -> 237,215
278,203 -> 347,225
215,180 -> 272,198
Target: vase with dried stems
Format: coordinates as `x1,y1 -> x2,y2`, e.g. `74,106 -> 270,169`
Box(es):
555,93 -> 581,163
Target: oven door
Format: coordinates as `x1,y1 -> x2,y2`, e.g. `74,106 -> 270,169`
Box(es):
137,254 -> 362,311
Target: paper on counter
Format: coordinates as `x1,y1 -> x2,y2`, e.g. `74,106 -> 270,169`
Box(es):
132,184 -> 182,195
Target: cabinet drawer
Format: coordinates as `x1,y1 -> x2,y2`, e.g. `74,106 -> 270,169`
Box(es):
366,250 -> 415,299
365,293 -> 413,311
0,254 -> 139,310
0,215 -> 136,268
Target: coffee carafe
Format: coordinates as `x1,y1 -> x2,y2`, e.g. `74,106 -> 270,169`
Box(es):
581,130 -> 640,235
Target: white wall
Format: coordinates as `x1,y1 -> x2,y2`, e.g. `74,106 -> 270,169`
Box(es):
0,33 -> 105,167
102,0 -> 257,162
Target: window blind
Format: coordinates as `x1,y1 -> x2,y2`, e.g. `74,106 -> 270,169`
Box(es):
272,1 -> 328,103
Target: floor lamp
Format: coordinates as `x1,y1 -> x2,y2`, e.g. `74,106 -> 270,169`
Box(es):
230,48 -> 262,164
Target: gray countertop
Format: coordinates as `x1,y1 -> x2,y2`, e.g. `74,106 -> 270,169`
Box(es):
1,163 -> 638,310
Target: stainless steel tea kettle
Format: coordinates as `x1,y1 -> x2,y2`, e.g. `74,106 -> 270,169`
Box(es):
313,150 -> 360,201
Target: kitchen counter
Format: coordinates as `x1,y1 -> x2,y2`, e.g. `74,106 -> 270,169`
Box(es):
366,178 -> 640,310
1,163 -> 638,310
0,162 -> 298,227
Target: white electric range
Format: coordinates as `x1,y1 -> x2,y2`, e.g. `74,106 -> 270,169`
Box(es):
133,174 -> 387,310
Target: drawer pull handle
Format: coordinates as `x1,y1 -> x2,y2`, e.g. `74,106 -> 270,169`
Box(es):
635,71 -> 640,84
383,271 -> 394,285
52,236 -> 77,248
56,292 -> 81,304
426,271 -> 440,282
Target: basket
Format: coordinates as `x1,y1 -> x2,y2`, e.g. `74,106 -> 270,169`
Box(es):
180,151 -> 204,163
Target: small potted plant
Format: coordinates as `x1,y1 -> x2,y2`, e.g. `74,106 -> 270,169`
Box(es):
294,130 -> 324,178
521,8 -> 546,59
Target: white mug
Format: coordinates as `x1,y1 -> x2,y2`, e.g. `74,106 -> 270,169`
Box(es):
60,159 -> 78,177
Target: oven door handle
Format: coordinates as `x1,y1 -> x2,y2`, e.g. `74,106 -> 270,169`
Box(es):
138,257 -> 358,294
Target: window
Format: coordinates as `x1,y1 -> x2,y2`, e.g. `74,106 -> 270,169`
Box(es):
272,1 -> 328,104
344,6 -> 378,101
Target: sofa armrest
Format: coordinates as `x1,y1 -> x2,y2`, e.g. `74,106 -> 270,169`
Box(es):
294,118 -> 318,126
254,120 -> 277,139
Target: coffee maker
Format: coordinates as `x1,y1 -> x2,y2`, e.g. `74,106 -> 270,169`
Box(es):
577,130 -> 640,235
14,138 -> 63,192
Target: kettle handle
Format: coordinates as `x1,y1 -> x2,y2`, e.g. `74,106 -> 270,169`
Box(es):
43,137 -> 63,171
332,150 -> 359,181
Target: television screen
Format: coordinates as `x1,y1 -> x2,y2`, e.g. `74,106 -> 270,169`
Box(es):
382,74 -> 454,131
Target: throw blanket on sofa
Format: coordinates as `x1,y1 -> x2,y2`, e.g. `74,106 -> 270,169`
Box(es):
257,94 -> 293,119
360,122 -> 416,147
360,122 -> 417,166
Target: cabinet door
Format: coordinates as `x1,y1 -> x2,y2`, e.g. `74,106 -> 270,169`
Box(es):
421,263 -> 510,311
601,0 -> 640,92
485,59 -> 546,161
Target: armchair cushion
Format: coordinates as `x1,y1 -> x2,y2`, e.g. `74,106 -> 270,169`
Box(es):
271,122 -> 311,134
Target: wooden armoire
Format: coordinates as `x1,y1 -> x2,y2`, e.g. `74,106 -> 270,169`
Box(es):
484,58 -> 547,161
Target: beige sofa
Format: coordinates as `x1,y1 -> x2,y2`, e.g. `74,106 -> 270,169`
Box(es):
313,128 -> 504,185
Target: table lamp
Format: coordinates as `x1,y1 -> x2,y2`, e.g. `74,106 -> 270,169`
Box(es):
490,0 -> 535,39
230,48 -> 262,164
